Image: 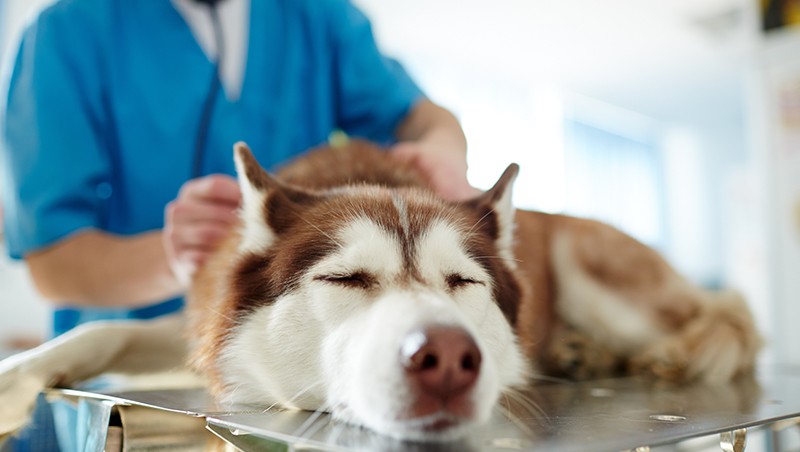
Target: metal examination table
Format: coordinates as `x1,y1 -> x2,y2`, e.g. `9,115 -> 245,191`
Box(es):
46,366 -> 800,452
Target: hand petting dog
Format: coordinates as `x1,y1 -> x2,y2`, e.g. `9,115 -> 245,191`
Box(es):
392,140 -> 480,202
163,174 -> 241,287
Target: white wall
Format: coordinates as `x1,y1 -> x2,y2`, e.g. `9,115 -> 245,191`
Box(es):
757,30 -> 800,366
0,0 -> 58,351
0,246 -> 50,350
661,128 -> 717,284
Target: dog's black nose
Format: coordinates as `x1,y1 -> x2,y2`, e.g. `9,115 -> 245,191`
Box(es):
400,326 -> 482,399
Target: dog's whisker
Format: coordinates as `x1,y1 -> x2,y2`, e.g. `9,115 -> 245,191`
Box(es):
299,216 -> 344,250
501,392 -> 513,417
466,207 -> 496,237
528,373 -> 573,384
262,400 -> 281,413
205,306 -> 235,322
264,381 -> 325,414
513,388 -> 548,421
502,389 -> 541,420
259,381 -> 323,414
223,383 -> 244,410
473,255 -> 524,263
493,402 -> 539,439
325,413 -> 348,445
293,404 -> 332,441
501,386 -> 547,422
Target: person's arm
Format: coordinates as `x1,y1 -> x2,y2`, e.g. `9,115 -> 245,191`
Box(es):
25,174 -> 241,306
26,231 -> 181,307
392,99 -> 479,201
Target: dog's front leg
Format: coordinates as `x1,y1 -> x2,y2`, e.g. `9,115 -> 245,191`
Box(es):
0,315 -> 187,438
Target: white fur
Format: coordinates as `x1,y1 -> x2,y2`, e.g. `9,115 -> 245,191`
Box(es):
220,292 -> 327,410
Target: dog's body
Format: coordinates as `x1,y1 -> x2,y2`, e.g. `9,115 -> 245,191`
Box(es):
0,141 -> 760,441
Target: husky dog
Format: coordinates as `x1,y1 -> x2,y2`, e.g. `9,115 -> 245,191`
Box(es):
0,141 -> 760,441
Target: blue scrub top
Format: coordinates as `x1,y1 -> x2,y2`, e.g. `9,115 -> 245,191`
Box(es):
1,0 -> 424,336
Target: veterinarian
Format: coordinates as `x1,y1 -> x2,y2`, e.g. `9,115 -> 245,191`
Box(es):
1,0 -> 474,338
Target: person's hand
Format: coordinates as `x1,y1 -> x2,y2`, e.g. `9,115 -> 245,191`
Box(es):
391,142 -> 480,201
163,174 -> 241,287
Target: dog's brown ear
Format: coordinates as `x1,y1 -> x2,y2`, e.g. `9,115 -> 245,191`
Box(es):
234,142 -> 280,193
233,142 -> 279,253
463,163 -> 519,268
233,142 -> 318,253
473,163 -> 519,208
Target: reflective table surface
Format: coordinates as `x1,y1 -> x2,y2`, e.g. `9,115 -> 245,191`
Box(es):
56,366 -> 800,452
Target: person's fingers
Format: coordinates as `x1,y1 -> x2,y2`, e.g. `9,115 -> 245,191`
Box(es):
169,248 -> 209,286
179,249 -> 210,269
164,176 -> 241,286
429,166 -> 481,201
163,225 -> 223,286
389,143 -> 422,166
166,199 -> 239,226
391,143 -> 478,201
164,220 -> 229,255
172,223 -> 231,249
179,174 -> 242,206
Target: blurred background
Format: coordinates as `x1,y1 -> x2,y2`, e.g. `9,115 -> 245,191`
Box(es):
0,0 -> 798,369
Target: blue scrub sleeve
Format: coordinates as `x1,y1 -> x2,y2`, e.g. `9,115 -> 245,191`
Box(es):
1,3 -> 112,259
327,1 -> 425,143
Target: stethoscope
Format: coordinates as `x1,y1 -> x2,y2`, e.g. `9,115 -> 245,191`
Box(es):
191,0 -> 225,179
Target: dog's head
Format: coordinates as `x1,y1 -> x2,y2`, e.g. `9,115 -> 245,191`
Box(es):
215,143 -> 528,440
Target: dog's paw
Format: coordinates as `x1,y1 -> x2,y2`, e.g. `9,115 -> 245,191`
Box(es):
630,298 -> 760,385
628,337 -> 690,382
0,360 -> 47,437
544,328 -> 618,380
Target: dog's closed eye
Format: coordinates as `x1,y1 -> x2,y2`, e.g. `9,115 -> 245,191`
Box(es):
314,271 -> 377,290
446,274 -> 485,290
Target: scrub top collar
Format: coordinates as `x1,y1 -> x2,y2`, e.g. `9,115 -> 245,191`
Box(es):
170,0 -> 249,101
